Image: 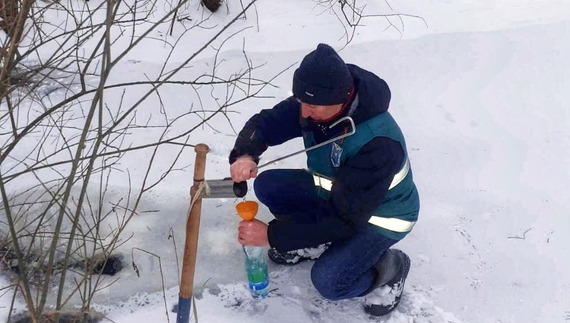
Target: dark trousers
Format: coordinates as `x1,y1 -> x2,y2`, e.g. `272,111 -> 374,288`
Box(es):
253,169 -> 398,300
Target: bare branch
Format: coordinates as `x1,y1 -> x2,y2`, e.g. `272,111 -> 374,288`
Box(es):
311,0 -> 427,46
508,228 -> 532,240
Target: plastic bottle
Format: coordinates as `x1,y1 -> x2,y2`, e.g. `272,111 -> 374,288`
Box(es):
243,245 -> 270,299
236,200 -> 270,299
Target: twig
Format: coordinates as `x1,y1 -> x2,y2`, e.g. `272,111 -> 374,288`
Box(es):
508,228 -> 532,240
132,247 -> 170,323
168,227 -> 181,286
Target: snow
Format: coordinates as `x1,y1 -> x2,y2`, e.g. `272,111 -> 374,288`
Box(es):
1,0 -> 569,322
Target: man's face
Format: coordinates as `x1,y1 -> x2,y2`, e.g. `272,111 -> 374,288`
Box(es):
299,100 -> 344,122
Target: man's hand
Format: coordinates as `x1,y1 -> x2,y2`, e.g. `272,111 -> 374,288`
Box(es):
230,156 -> 258,182
238,219 -> 269,246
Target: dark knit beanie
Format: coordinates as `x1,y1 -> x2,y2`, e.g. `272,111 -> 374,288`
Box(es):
292,43 -> 353,106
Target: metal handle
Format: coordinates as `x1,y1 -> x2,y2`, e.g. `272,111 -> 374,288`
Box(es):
257,116 -> 356,170
232,116 -> 356,197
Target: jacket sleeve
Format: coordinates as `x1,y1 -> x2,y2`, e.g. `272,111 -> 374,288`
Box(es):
267,136 -> 404,252
229,97 -> 302,164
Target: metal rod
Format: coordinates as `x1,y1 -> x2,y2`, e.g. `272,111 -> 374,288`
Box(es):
256,116 -> 356,170
177,143 -> 209,323
227,116 -> 357,198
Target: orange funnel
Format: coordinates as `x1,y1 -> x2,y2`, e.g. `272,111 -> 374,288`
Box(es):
236,201 -> 259,221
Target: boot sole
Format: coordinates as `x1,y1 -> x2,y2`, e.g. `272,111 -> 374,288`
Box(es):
267,248 -> 313,266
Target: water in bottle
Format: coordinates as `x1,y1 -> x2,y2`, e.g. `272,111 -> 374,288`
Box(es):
243,245 -> 269,299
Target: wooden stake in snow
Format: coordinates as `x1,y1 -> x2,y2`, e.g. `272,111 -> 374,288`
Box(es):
177,143 -> 210,323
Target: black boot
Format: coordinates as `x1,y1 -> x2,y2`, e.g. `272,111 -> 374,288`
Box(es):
267,243 -> 330,265
363,249 -> 411,316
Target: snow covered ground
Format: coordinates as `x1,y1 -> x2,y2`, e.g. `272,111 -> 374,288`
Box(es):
1,0 -> 569,322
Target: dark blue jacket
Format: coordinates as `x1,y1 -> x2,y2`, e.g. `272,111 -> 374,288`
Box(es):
229,64 -> 419,251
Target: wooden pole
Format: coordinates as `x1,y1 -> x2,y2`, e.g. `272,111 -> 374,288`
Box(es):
177,143 -> 209,323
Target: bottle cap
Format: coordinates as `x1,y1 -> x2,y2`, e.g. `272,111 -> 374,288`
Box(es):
236,200 -> 258,221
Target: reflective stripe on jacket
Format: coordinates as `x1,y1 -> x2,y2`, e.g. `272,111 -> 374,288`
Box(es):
303,106 -> 420,240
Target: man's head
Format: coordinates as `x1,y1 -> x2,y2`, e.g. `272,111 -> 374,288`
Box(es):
292,43 -> 353,121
